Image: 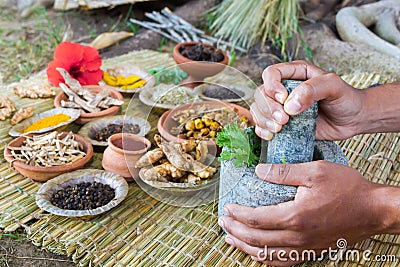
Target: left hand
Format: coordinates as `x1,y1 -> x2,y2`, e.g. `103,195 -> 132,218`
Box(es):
218,161 -> 385,266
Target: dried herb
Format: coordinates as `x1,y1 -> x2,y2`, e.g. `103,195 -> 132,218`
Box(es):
216,123 -> 261,167
147,66 -> 188,85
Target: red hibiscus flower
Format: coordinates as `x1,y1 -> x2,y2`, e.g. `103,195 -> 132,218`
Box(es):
47,42 -> 103,86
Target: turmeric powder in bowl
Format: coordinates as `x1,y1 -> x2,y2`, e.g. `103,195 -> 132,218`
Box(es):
24,114 -> 71,133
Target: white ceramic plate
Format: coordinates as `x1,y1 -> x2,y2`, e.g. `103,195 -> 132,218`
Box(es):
101,66 -> 155,93
36,169 -> 128,218
9,107 -> 81,137
78,115 -> 151,147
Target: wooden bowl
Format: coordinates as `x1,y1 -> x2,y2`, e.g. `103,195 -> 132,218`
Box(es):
54,85 -> 124,124
4,132 -> 93,182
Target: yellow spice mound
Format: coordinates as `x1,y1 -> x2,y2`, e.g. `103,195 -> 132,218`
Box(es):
24,114 -> 71,133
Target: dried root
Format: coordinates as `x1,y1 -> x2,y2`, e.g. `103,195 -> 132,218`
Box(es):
56,68 -> 124,113
0,97 -> 16,121
11,107 -> 34,125
13,84 -> 55,99
138,134 -> 217,184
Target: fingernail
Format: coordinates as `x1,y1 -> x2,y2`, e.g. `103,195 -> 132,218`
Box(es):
218,217 -> 225,228
272,111 -> 283,122
223,205 -> 230,215
225,236 -> 234,245
275,93 -> 285,104
255,164 -> 271,179
285,97 -> 302,115
251,256 -> 258,261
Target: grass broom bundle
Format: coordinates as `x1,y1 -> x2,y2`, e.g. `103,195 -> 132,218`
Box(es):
211,0 -> 300,59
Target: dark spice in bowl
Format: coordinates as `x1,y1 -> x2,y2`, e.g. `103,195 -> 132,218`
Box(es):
202,85 -> 245,100
179,43 -> 224,62
51,181 -> 115,210
94,123 -> 140,141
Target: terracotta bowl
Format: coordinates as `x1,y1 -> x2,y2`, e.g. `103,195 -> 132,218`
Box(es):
54,85 -> 124,124
157,101 -> 254,159
172,42 -> 229,88
4,132 -> 93,182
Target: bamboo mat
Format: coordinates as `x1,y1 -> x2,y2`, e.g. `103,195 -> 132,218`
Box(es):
0,50 -> 398,266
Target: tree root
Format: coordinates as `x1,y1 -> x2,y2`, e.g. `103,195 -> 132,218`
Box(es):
336,0 -> 400,58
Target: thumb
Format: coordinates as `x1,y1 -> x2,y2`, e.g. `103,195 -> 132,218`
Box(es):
255,163 -> 313,187
284,73 -> 345,115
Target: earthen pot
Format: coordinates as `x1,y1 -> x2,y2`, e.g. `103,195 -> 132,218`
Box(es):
4,132 -> 93,182
54,85 -> 124,124
102,133 -> 151,181
172,42 -> 229,88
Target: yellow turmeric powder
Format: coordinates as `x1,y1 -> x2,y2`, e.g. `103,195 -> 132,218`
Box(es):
24,114 -> 71,133
103,71 -> 146,90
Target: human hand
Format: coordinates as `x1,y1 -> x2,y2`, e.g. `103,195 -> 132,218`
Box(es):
218,161 -> 387,266
250,60 -> 365,141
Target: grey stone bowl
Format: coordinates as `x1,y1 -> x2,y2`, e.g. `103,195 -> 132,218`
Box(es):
218,141 -> 348,218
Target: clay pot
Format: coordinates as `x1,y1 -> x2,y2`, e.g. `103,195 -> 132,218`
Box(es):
172,42 -> 229,88
4,132 -> 93,182
54,85 -> 124,124
102,133 -> 151,181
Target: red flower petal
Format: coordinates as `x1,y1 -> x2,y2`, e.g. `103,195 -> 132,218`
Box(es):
82,46 -> 102,71
76,69 -> 104,86
46,60 -> 71,86
54,42 -> 84,64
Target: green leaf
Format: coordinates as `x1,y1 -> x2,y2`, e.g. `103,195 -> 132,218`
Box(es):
216,123 -> 261,167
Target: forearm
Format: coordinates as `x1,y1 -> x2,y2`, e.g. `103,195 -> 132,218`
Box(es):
374,184 -> 400,234
359,82 -> 400,134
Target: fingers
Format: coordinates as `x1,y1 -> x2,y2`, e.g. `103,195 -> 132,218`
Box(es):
251,87 -> 290,139
262,60 -> 326,87
255,163 -> 316,187
222,203 -> 295,230
283,72 -> 347,115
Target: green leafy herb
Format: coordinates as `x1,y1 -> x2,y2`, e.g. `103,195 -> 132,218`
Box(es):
281,155 -> 287,164
216,123 -> 261,167
147,66 -> 188,85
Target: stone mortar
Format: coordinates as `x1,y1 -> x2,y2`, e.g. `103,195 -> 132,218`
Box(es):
218,80 -> 348,219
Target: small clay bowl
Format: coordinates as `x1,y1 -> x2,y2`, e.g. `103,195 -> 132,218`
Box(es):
102,133 -> 151,181
54,85 -> 124,125
4,132 -> 93,182
172,42 -> 229,88
36,169 -> 128,219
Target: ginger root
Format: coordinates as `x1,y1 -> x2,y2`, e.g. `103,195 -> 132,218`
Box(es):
13,84 -> 55,99
141,162 -> 186,182
0,108 -> 13,121
139,135 -> 218,185
11,107 -> 34,125
135,148 -> 165,168
0,96 -> 16,111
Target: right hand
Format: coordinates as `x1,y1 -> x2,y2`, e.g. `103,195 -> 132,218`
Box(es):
250,60 -> 365,141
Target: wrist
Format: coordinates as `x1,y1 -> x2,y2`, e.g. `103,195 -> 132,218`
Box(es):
372,184 -> 400,234
358,83 -> 400,134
